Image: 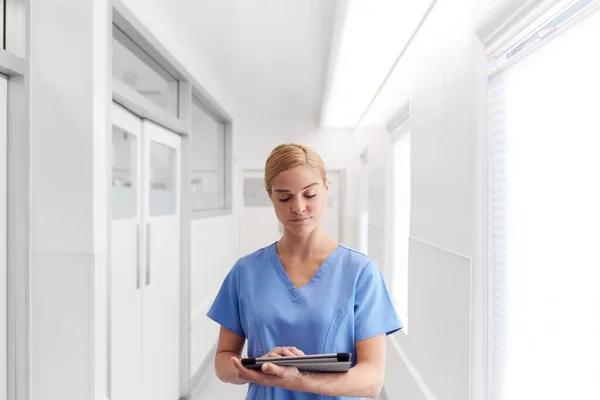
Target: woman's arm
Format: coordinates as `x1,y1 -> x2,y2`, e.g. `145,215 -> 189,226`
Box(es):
232,334 -> 387,398
215,326 -> 249,385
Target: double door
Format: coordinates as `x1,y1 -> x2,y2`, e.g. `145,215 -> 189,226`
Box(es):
110,103 -> 181,400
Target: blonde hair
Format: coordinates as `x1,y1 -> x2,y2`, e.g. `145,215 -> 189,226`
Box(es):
264,143 -> 327,193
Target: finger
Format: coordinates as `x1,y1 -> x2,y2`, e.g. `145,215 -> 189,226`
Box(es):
280,348 -> 296,357
286,347 -> 305,356
261,362 -> 288,378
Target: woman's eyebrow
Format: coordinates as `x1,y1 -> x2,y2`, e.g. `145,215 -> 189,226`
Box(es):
273,182 -> 319,193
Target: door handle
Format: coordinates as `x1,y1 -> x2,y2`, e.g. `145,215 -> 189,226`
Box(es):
145,222 -> 151,286
136,223 -> 141,290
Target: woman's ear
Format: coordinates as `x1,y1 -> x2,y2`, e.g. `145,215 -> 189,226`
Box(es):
324,178 -> 330,191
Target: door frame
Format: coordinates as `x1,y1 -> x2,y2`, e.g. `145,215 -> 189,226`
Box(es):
2,27 -> 30,400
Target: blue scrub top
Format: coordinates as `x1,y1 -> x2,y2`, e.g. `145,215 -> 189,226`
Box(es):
207,243 -> 402,400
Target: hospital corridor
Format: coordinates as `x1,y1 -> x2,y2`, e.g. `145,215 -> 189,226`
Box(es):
1,0 -> 600,399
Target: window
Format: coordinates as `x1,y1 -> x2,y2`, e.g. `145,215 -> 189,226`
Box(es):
488,1 -> 600,399
1,0 -> 4,50
149,141 -> 177,216
112,25 -> 179,116
3,0 -> 26,57
191,97 -> 229,213
390,121 -> 411,323
111,127 -> 138,220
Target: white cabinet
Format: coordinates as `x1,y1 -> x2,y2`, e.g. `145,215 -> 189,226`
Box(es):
110,103 -> 181,400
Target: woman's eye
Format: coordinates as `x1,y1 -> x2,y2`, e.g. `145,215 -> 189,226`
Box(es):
305,194 -> 316,199
278,198 -> 290,202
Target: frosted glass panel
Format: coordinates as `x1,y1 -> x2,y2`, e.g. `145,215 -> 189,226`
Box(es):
112,25 -> 178,116
191,98 -> 226,211
112,127 -> 137,220
150,141 -> 176,216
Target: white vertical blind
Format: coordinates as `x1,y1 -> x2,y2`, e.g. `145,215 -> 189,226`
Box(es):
488,3 -> 600,399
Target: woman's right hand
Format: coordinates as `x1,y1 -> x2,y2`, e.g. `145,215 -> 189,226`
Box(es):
231,346 -> 307,388
230,346 -> 305,381
261,346 -> 305,358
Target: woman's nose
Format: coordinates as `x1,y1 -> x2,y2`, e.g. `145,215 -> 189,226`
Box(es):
292,198 -> 306,214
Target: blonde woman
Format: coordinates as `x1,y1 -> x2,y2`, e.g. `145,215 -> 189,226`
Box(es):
207,143 -> 402,399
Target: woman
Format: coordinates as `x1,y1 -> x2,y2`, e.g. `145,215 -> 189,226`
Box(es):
207,143 -> 402,399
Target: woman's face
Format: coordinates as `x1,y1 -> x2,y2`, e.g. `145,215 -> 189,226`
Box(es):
269,165 -> 328,237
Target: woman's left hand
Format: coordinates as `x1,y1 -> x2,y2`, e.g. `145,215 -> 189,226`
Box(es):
231,346 -> 306,390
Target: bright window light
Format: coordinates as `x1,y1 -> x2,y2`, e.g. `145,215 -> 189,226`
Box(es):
321,0 -> 432,129
488,2 -> 600,398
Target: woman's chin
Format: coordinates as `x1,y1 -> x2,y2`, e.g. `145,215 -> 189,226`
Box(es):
286,223 -> 316,237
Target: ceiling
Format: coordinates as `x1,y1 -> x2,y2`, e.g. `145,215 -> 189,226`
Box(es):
132,0 -> 341,129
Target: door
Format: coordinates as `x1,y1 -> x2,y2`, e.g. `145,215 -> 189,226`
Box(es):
110,104 -> 181,400
110,104 -> 143,400
142,120 -> 181,400
0,74 -> 7,400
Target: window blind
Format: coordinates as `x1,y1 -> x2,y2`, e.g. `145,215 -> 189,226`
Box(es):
488,2 -> 600,399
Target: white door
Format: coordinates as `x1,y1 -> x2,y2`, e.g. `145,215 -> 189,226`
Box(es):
110,104 -> 181,400
241,169 -> 342,255
110,104 -> 143,400
142,120 -> 181,400
0,74 -> 7,400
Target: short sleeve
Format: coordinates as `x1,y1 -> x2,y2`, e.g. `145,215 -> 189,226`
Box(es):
206,260 -> 246,337
354,260 -> 402,341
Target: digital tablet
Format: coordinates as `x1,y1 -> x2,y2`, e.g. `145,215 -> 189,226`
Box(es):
241,352 -> 352,373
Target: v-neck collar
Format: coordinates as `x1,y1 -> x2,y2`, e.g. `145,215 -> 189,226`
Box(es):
269,242 -> 341,301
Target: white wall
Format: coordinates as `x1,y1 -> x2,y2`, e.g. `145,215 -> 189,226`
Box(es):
29,1 -> 110,399
190,216 -> 241,372
353,0 -> 498,398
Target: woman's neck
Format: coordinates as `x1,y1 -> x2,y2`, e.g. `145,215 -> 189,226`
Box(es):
277,228 -> 337,260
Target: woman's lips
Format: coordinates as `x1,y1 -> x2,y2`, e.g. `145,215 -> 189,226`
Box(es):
290,217 -> 311,224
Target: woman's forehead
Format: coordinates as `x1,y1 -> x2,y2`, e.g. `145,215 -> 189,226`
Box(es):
270,166 -> 322,191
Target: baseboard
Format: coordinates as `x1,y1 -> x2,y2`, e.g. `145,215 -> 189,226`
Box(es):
187,340 -> 219,398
